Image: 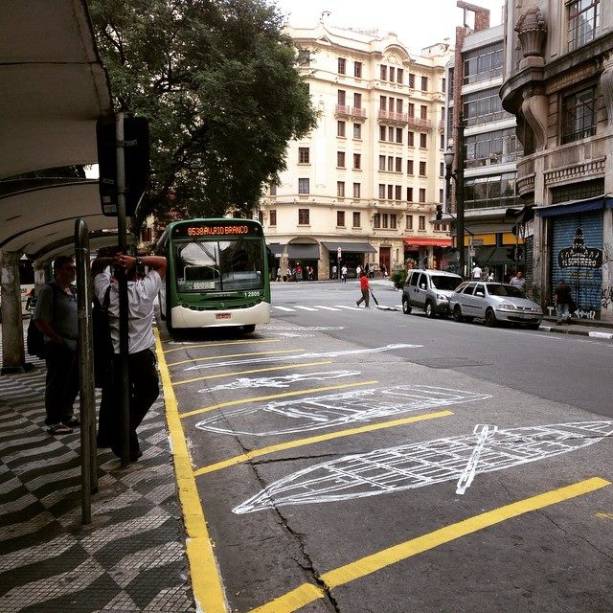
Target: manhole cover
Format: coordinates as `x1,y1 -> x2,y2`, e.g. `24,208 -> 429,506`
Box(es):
410,357 -> 492,369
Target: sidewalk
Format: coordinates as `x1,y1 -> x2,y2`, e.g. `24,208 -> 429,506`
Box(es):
541,317 -> 613,339
0,328 -> 196,612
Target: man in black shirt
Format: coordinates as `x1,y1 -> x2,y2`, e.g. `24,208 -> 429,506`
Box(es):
554,279 -> 572,324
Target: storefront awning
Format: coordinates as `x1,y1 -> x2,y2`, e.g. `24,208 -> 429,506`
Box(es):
321,241 -> 377,253
536,197 -> 613,219
267,243 -> 285,256
287,243 -> 320,259
403,237 -> 452,248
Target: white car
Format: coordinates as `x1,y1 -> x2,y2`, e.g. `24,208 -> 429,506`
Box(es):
449,282 -> 543,328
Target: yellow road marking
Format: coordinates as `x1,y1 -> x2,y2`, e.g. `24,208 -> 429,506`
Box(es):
155,331 -> 228,612
167,348 -> 301,368
194,410 -> 453,476
173,360 -> 333,386
595,511 -> 613,520
250,477 -> 610,613
164,338 -> 280,355
180,380 -> 378,419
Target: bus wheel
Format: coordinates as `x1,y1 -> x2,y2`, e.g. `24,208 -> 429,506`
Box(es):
242,324 -> 256,334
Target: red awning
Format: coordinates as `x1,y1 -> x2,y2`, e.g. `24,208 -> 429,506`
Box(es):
403,237 -> 453,248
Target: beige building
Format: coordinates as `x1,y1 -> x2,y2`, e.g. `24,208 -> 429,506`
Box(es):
258,21 -> 453,279
500,0 -> 613,318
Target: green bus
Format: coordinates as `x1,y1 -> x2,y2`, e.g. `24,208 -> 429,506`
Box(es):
155,218 -> 271,332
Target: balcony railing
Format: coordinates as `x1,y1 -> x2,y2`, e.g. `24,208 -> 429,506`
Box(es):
335,105 -> 367,121
378,109 -> 409,125
407,117 -> 432,131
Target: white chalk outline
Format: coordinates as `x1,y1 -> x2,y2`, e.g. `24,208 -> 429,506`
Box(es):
233,421 -> 613,514
196,385 -> 490,436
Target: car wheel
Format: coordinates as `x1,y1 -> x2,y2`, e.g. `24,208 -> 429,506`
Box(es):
485,308 -> 497,327
452,305 -> 464,322
243,324 -> 256,334
402,298 -> 411,315
527,323 -> 541,330
425,300 -> 435,318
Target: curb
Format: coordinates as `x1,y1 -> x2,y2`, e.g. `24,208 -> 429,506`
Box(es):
540,325 -> 613,339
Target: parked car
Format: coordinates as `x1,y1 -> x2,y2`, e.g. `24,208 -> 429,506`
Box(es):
402,270 -> 463,318
449,282 -> 543,328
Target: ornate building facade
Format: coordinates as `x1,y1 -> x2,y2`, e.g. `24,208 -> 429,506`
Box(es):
258,21 -> 452,279
501,0 -> 613,318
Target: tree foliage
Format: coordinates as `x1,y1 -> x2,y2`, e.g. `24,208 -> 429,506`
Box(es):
88,0 -> 316,220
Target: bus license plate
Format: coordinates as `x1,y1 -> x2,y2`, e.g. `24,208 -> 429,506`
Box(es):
216,312 -> 231,320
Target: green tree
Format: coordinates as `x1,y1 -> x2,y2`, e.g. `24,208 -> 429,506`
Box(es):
89,0 -> 316,221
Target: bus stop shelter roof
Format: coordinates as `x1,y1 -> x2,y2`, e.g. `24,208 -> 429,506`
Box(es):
0,0 -> 115,260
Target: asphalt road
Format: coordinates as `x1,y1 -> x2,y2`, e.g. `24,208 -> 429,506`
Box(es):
159,280 -> 613,613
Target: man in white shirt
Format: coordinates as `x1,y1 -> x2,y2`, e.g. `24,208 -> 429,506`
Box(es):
509,271 -> 526,291
94,253 -> 167,461
472,265 -> 482,280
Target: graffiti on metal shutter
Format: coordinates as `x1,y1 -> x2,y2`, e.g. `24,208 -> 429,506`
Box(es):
558,228 -> 602,269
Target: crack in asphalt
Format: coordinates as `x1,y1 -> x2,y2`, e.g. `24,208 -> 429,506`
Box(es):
251,453 -> 342,465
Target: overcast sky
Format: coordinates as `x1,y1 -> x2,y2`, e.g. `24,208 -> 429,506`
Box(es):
275,0 -> 505,52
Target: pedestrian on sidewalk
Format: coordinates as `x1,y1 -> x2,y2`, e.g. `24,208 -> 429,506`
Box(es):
94,252 -> 167,461
34,256 -> 80,435
509,271 -> 526,292
472,264 -> 482,280
554,279 -> 572,324
356,271 -> 370,308
341,265 -> 347,283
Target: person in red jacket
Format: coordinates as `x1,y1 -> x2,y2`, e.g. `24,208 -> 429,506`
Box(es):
356,271 -> 370,308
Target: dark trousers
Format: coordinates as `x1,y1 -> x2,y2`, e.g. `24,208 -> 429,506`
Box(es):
99,349 -> 159,457
44,343 -> 79,425
357,288 -> 370,307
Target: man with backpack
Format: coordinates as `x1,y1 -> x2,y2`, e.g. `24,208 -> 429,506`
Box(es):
33,256 -> 80,434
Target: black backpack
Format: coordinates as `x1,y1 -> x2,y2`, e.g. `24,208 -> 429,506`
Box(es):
27,284 -> 56,359
93,286 -> 114,388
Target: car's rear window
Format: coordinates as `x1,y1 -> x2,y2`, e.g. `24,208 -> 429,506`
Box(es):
430,276 -> 461,291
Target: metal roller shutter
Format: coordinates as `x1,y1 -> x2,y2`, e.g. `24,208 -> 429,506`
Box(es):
551,212 -> 603,316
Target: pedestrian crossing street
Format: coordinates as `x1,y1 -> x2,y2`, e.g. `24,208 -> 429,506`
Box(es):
273,304 -> 401,313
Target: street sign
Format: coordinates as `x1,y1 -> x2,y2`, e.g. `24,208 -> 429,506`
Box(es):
337,246 -> 342,259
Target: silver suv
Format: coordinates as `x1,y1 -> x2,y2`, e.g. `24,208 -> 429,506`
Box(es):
402,269 -> 463,318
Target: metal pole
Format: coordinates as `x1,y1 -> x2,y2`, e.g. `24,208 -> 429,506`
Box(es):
456,115 -> 466,279
116,112 -> 131,466
75,218 -> 96,524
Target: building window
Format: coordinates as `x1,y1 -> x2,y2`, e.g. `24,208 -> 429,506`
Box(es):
421,76 -> 428,91
387,156 -> 394,172
419,133 -> 427,148
298,178 -> 310,195
297,49 -> 310,66
387,185 -> 394,200
419,188 -> 426,203
382,213 -> 389,229
337,120 -> 346,137
409,73 -> 415,88
389,67 -> 395,82
395,185 -> 402,200
270,184 -> 277,196
440,134 -> 445,149
298,147 -> 310,164
419,161 -> 426,176
269,209 -> 277,226
380,65 -> 387,81
338,57 -> 346,75
439,188 -> 444,202
463,88 -> 505,126
407,159 -> 414,175
353,123 -> 362,139
379,155 -> 386,171
407,187 -> 413,201
354,61 -> 362,78
463,42 -> 503,84
353,153 -> 361,170
408,103 -> 415,117
463,173 -> 516,210
380,95 -> 387,110
551,178 -> 604,204
354,92 -> 362,109
337,181 -> 345,198
442,77 -> 446,93
298,208 -> 310,224
439,161 -> 445,177
407,131 -> 414,147
337,89 -> 346,106
353,211 -> 361,227
568,0 -> 599,51
418,215 -> 426,230
464,128 -> 522,168
562,86 -> 596,144
337,210 -> 345,226
258,210 -> 264,224
396,128 -> 403,144
390,214 -> 397,229
420,105 -> 428,120
388,126 -> 395,141
378,184 -> 386,199
353,182 -> 361,199
397,68 -> 404,84
395,157 -> 402,172
389,98 -> 395,113
379,125 -> 386,141
373,213 -> 381,228
406,214 -> 413,230
337,151 -> 346,168
396,99 -> 403,113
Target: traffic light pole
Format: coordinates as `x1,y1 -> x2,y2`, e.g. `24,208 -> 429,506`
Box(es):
116,112 -> 131,467
456,117 -> 466,279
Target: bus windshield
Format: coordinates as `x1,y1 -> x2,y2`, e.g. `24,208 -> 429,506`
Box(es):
175,237 -> 263,292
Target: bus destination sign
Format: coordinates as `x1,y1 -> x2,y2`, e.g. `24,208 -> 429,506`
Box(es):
173,222 -> 262,238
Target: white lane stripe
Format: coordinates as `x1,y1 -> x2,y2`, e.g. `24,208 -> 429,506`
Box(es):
316,306 -> 341,311
295,306 -> 317,311
274,306 -> 295,312
335,305 -> 360,311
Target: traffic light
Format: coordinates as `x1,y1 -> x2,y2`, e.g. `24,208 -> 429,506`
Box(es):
436,204 -> 443,221
97,116 -> 150,217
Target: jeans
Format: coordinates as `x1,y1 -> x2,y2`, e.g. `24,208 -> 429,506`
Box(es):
44,343 -> 79,425
556,303 -> 570,321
